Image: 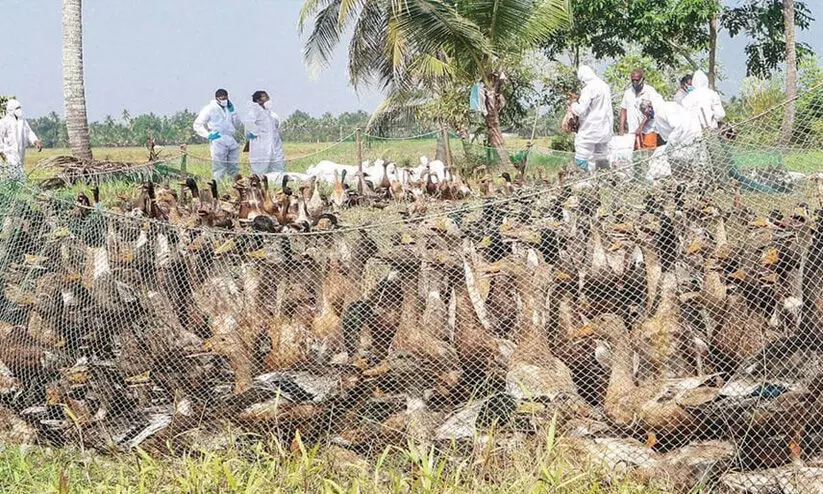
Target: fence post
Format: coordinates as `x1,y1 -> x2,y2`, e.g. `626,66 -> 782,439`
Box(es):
523,141 -> 533,179
179,144 -> 188,173
356,127 -> 363,195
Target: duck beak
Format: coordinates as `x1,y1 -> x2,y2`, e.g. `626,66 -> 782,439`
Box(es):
363,360 -> 391,378
214,239 -> 236,255
555,271 -> 573,282
728,269 -> 747,281
762,247 -> 779,266
246,249 -> 267,259
686,240 -> 702,254
573,326 -> 593,338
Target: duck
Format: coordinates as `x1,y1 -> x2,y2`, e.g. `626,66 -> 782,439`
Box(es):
481,258 -> 589,417
578,313 -> 722,449
449,241 -> 513,397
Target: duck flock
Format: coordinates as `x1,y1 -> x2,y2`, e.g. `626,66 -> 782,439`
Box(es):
1,164 -> 823,492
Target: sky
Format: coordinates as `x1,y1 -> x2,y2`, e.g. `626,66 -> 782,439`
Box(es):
0,0 -> 822,121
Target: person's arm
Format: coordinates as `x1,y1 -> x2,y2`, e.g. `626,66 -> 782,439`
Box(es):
619,108 -> 627,135
570,87 -> 592,117
0,121 -> 8,161
193,105 -> 212,139
712,93 -> 726,126
635,115 -> 650,137
618,91 -> 630,135
24,122 -> 42,150
243,106 -> 260,137
231,107 -> 244,132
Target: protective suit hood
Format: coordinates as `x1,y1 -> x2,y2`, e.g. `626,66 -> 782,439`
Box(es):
5,100 -> 21,116
691,70 -> 709,90
577,66 -> 597,85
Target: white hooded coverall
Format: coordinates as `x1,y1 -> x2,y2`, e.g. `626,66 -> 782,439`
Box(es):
0,100 -> 38,182
243,101 -> 285,175
571,66 -> 614,169
665,70 -> 727,179
667,70 -> 726,150
644,93 -> 687,181
193,100 -> 243,181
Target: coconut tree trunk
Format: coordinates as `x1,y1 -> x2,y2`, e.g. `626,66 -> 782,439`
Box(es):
483,76 -> 511,167
779,0 -> 797,148
708,16 -> 719,90
62,0 -> 93,160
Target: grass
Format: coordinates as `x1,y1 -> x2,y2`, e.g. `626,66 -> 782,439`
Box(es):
25,137 -> 822,186
25,138 -> 554,180
0,426 -> 671,494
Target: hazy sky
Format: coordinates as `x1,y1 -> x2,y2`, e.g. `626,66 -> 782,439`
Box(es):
1,0 -> 821,121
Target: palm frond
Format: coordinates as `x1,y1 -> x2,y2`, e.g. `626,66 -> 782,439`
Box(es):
338,0 -> 366,26
302,2 -> 345,69
395,0 -> 490,62
348,0 -> 388,88
519,0 -> 572,47
367,88 -> 431,131
298,0 -> 336,32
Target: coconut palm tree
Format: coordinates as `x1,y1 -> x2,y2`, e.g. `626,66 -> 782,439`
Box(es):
62,0 -> 93,160
299,0 -> 570,165
778,0 -> 797,147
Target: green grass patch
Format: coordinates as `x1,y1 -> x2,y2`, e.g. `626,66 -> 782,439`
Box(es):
0,438 -> 669,494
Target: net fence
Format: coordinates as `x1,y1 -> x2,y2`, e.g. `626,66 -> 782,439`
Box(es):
1,85 -> 822,493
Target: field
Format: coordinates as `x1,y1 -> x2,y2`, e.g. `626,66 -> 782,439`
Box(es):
24,137 -> 822,185
24,138 -> 553,179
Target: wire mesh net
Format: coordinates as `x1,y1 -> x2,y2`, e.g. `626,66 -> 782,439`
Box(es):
1,85 -> 822,492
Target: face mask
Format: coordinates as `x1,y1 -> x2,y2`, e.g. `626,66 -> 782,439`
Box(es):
263,100 -> 273,110
13,108 -> 22,118
217,99 -> 228,108
632,81 -> 644,92
686,85 -> 694,93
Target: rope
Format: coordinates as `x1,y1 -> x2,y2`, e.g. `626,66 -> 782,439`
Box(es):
362,130 -> 441,140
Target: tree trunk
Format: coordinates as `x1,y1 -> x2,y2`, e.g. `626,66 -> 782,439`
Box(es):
62,0 -> 92,160
779,0 -> 797,148
483,76 -> 510,167
708,16 -> 719,89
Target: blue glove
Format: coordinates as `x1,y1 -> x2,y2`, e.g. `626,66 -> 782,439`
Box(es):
227,101 -> 235,112
246,133 -> 258,140
208,131 -> 221,141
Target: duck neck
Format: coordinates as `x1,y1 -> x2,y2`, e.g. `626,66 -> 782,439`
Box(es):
714,217 -> 728,248
607,332 -> 637,397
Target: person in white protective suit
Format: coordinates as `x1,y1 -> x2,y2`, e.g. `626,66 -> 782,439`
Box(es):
243,91 -> 286,175
666,70 -> 726,150
665,70 -> 728,181
644,92 -> 686,181
193,88 -> 243,181
570,66 -> 614,172
0,100 -> 42,182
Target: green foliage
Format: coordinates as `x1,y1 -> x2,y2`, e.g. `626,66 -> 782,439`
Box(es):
26,109 -> 428,149
542,0 -> 718,69
0,95 -> 13,115
723,0 -> 814,79
603,52 -> 697,101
